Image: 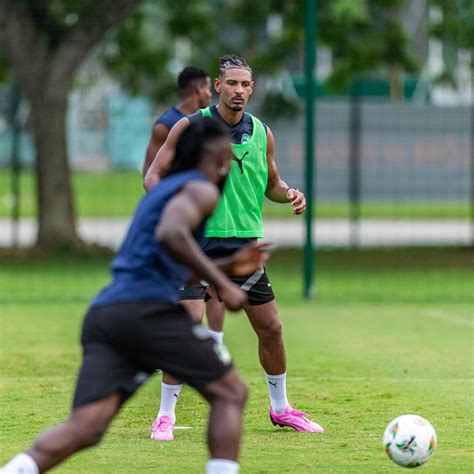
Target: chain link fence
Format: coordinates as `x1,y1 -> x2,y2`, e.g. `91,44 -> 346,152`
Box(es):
1,92 -> 472,249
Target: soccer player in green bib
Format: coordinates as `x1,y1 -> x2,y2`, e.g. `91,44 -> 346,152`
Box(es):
145,55 -> 324,440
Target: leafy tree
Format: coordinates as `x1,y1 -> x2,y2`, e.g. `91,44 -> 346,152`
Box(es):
427,0 -> 474,86
0,53 -> 11,82
100,1 -> 218,103
0,0 -> 420,250
0,0 -> 142,248
103,0 -> 418,106
428,0 -> 474,50
313,0 -> 417,98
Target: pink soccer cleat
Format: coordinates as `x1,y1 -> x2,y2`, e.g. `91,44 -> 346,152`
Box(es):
270,406 -> 324,433
151,415 -> 175,441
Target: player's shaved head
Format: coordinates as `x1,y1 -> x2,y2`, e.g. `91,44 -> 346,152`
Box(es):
219,55 -> 252,78
178,66 -> 209,97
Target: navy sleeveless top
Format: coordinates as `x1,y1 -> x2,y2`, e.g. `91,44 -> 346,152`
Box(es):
92,170 -> 208,307
154,107 -> 185,130
188,105 -> 267,144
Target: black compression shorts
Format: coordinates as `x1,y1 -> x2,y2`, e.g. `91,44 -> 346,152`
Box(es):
179,267 -> 274,306
73,302 -> 232,408
178,237 -> 275,305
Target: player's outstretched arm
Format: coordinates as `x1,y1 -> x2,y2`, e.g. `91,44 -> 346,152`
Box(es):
264,127 -> 306,215
218,242 -> 273,276
143,117 -> 191,191
156,180 -> 247,311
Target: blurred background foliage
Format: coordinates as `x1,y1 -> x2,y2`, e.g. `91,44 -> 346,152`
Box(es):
99,0 -> 421,107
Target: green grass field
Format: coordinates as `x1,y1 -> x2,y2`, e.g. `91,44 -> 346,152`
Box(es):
0,170 -> 470,219
1,248 -> 473,472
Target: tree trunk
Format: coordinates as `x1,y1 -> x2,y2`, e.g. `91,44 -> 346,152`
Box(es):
31,91 -> 79,247
389,65 -> 403,102
0,0 -> 143,250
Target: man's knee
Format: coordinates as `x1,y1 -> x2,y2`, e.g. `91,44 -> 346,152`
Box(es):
68,411 -> 109,448
220,375 -> 248,407
245,303 -> 283,342
232,378 -> 248,407
258,317 -> 283,341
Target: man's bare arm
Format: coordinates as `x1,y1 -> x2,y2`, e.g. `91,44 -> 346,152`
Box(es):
144,117 -> 191,191
143,123 -> 169,177
264,127 -> 306,215
156,181 -> 245,310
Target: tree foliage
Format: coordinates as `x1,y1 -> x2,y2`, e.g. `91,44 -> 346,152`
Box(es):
319,0 -> 418,92
1,1 -> 420,102
428,0 -> 474,50
427,0 -> 474,87
0,0 -> 142,248
0,0 -> 454,249
100,0 -> 418,103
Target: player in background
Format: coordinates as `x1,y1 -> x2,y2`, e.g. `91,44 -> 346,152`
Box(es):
143,67 -> 226,439
143,66 -> 212,176
1,119 -> 270,474
145,55 -> 324,440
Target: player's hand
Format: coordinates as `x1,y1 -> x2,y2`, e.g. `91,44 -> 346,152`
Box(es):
217,282 -> 247,312
144,171 -> 160,191
227,242 -> 274,276
287,188 -> 306,214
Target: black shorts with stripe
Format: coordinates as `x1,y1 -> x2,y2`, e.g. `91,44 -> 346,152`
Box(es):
178,237 -> 275,306
229,267 -> 274,305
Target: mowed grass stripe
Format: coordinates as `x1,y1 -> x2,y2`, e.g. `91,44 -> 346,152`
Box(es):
0,250 -> 473,472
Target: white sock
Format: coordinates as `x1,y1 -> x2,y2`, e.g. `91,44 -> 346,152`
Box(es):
208,330 -> 224,344
206,459 -> 239,474
157,383 -> 182,424
265,372 -> 289,414
0,453 -> 39,474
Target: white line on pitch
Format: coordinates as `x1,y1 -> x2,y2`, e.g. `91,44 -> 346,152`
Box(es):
420,309 -> 474,328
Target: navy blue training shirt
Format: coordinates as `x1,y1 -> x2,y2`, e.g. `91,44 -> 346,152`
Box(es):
155,107 -> 185,130
92,170 -> 208,307
188,105 -> 267,144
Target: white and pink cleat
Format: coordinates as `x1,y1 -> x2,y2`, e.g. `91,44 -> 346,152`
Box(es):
151,415 -> 175,441
270,406 -> 324,432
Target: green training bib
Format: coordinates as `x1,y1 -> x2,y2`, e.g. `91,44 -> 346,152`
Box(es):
201,107 -> 268,238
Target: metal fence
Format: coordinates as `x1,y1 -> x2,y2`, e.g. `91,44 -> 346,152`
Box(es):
0,93 -> 472,248
268,98 -> 473,247
274,100 -> 472,202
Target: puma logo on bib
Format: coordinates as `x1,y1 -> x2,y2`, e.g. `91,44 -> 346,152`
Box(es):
232,151 -> 249,174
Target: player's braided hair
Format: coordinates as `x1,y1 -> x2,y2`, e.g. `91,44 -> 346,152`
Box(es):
219,54 -> 252,77
164,118 -> 229,177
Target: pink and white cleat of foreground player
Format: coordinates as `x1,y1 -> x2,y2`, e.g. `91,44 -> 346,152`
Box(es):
151,415 -> 175,441
270,406 -> 324,432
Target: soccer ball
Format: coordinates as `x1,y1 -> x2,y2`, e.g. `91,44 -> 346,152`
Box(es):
383,414 -> 437,468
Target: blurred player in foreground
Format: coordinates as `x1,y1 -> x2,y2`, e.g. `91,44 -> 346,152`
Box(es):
1,119 -> 271,474
143,66 -> 227,436
145,55 -> 324,440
